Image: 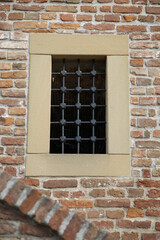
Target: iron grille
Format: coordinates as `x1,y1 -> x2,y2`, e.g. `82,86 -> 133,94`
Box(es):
50,57 -> 106,154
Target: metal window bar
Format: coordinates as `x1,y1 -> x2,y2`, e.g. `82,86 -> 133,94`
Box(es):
50,58 -> 106,154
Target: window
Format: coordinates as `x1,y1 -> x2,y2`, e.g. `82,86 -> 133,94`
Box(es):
50,57 -> 106,154
27,34 -> 130,177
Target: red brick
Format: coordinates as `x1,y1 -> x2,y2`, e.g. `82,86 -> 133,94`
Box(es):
77,14 -> 92,21
34,197 -> 55,223
152,34 -> 160,40
62,214 -> 85,240
0,4 -> 10,11
128,188 -> 144,197
0,171 -> 12,192
122,232 -> 138,240
132,149 -> 146,157
146,210 -> 160,217
100,6 -> 111,12
121,15 -> 136,22
0,117 -> 14,125
83,223 -> 100,239
142,233 -> 160,240
60,14 -> 74,21
95,199 -> 130,207
46,5 -> 77,12
146,7 -> 160,14
0,12 -> 6,21
107,210 -> 124,219
84,23 -> 114,30
4,166 -> 17,176
107,189 -> 125,197
154,77 -> 160,85
115,0 -> 129,3
49,205 -> 69,231
60,199 -> 94,208
19,178 -> 39,186
1,71 -> 27,79
138,179 -> 160,188
41,13 -> 56,20
20,189 -> 42,214
130,59 -> 144,67
0,127 -> 12,135
44,179 -> 77,188
117,179 -> 134,187
53,190 -> 69,198
105,14 -> 120,22
81,178 -> 115,187
116,220 -> 151,229
132,158 -> 152,167
81,6 -> 97,12
0,156 -> 24,165
13,4 -> 44,11
131,130 -> 143,138
147,189 -> 160,198
2,137 -> 25,145
0,22 -> 12,31
8,107 -> 26,115
88,209 -> 105,218
50,23 -> 80,29
117,25 -> 146,32
14,21 -> 47,30
89,189 -> 105,197
8,12 -> 23,20
2,89 -> 25,98
0,220 -> 16,234
140,97 -> 155,105
113,6 -> 142,13
19,222 -> 53,237
4,181 -> 25,206
138,15 -> 154,22
92,220 -> 114,230
156,222 -> 160,231
0,108 -> 5,115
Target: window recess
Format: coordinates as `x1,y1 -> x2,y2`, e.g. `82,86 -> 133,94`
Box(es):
27,34 -> 130,177
50,57 -> 106,154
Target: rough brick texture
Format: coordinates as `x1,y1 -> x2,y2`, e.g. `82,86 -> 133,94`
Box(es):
0,0 -> 160,239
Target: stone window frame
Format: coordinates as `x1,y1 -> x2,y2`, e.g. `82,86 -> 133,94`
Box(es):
26,34 -> 130,177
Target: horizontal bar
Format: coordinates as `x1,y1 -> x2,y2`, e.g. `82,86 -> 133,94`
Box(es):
52,72 -> 105,75
50,121 -> 106,124
50,138 -> 106,141
51,89 -> 106,92
51,105 -> 106,107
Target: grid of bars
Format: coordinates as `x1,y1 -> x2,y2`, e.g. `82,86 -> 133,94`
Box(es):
50,57 -> 106,154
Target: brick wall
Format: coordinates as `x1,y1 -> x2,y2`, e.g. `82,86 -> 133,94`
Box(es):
0,0 -> 160,239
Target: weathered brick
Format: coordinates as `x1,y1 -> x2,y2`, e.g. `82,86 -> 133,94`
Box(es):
77,14 -> 92,21
137,118 -> 156,127
146,210 -> 160,217
8,12 -> 23,20
46,6 -> 77,12
132,158 -> 152,167
0,4 -> 10,11
116,220 -> 151,229
2,89 -> 25,98
14,21 -> 47,30
136,77 -> 151,86
136,140 -> 160,148
19,178 -> 39,186
84,23 -> 114,30
4,166 -> 17,176
81,6 -> 97,12
140,97 -> 156,105
34,197 -> 55,223
0,171 -> 12,192
132,149 -> 146,157
0,127 -> 12,135
121,15 -> 136,22
105,14 -> 120,22
93,220 -> 114,229
130,59 -> 144,67
10,32 -> 27,41
41,13 -> 56,20
131,108 -> 147,116
0,22 -> 12,31
130,42 -> 158,49
14,128 -> 25,136
117,25 -> 146,32
81,178 -> 115,187
20,189 -> 42,214
60,199 -> 94,208
146,7 -> 160,14
88,209 -> 105,218
122,232 -> 138,240
2,137 -> 25,145
107,189 -> 125,197
107,210 -> 124,219
138,15 -> 154,22
62,214 -> 85,239
89,189 -> 105,197
0,117 -> 14,126
13,4 -> 44,11
49,205 -> 69,231
15,118 -> 25,126
0,12 -> 6,21
113,6 -> 142,13
95,199 -> 130,207
50,22 -> 80,29
44,179 -> 77,188
8,52 -> 27,60
0,220 -> 16,234
100,6 -> 111,12
148,150 -> 160,158
131,50 -> 154,58
117,179 -> 134,187
19,222 -> 53,237
54,190 -> 69,198
130,33 -> 150,40
138,179 -> 160,187
142,233 -> 160,240
127,208 -> 144,218
8,108 -> 26,115
60,14 -> 74,21
128,188 -> 144,197
4,180 -> 25,206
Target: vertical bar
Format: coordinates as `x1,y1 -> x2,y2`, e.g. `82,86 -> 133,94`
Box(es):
62,59 -> 65,154
92,59 -> 95,154
77,59 -> 80,153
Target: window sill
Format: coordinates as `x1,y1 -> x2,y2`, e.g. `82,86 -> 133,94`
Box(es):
26,154 -> 130,177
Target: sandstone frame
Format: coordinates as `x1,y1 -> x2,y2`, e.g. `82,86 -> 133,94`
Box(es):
26,34 -> 130,176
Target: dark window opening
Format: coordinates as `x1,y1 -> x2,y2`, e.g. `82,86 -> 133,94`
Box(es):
50,57 -> 106,154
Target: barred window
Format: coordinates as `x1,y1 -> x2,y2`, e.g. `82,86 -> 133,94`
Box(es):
50,57 -> 106,154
